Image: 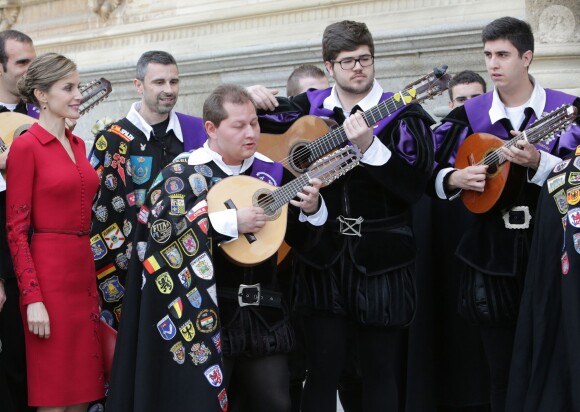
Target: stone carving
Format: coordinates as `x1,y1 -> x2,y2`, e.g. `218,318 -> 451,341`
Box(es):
0,5 -> 20,30
537,5 -> 576,43
89,0 -> 123,21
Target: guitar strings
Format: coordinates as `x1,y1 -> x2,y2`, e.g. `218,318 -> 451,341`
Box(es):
272,84 -> 419,170
476,109 -> 569,166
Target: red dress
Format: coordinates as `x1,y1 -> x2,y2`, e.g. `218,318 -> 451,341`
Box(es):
6,123 -> 104,406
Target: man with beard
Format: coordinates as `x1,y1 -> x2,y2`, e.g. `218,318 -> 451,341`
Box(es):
250,20 -> 435,411
89,50 -> 207,335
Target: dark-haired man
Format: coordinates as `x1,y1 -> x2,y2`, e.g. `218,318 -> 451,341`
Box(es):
90,50 -> 207,333
432,16 -> 580,412
251,20 -> 435,412
447,70 -> 486,109
0,29 -> 36,412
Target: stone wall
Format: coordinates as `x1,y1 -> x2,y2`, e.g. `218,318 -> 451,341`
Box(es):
3,0 -> 578,140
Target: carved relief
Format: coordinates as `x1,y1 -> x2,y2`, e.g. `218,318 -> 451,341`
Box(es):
89,0 -> 123,21
0,5 -> 20,30
538,5 -> 576,43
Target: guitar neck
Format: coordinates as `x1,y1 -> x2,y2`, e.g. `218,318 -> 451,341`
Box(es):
264,175 -> 311,214
305,93 -> 409,161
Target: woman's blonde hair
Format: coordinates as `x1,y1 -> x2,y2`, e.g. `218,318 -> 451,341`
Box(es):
17,53 -> 77,107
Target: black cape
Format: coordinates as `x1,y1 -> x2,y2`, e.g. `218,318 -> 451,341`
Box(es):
506,151 -> 580,412
106,155 -> 227,412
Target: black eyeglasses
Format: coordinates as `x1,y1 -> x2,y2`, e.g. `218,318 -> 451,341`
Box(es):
331,55 -> 374,70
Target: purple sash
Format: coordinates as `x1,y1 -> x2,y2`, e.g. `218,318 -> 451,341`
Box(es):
27,104 -> 40,119
250,157 -> 283,187
464,89 -> 576,153
175,112 -> 207,151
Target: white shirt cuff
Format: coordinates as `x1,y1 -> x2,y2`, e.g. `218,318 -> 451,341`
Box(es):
529,151 -> 560,186
435,167 -> 458,200
360,137 -> 391,166
298,197 -> 328,226
208,209 -> 238,240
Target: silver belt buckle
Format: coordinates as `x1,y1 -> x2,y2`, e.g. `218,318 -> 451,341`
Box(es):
502,206 -> 531,229
238,283 -> 261,307
338,216 -> 364,237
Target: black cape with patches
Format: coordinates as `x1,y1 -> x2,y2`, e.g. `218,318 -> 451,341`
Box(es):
506,153 -> 580,412
106,156 -> 226,412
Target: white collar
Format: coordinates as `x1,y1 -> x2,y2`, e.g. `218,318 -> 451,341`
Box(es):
489,76 -> 546,126
187,141 -> 274,175
125,101 -> 184,142
322,79 -> 384,114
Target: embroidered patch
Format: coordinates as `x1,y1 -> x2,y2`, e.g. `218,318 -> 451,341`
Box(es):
196,309 -> 218,334
91,234 -> 107,260
178,267 -> 193,289
150,189 -> 162,205
165,177 -> 185,194
170,341 -> 186,365
186,287 -> 202,308
204,364 -> 224,387
157,315 -> 176,340
155,272 -> 174,294
102,223 -> 126,250
562,252 -> 570,275
169,194 -> 186,215
191,252 -> 213,280
151,219 -> 172,244
168,297 -> 184,319
554,189 -> 569,214
104,174 -> 117,191
211,332 -> 222,354
188,173 -> 207,196
95,135 -> 107,151
567,185 -> 580,205
170,163 -> 185,174
95,205 -> 108,222
111,196 -> 126,213
186,200 -> 208,222
162,242 -> 183,268
189,342 -> 211,366
179,319 -> 196,342
194,164 -> 213,178
547,173 -> 566,193
554,159 -> 571,173
131,155 -> 153,185
99,275 -> 125,302
137,206 -> 150,224
568,208 -> 580,228
178,229 -> 199,256
569,172 -> 580,185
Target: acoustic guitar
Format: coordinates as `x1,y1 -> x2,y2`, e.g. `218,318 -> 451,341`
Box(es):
258,66 -> 451,177
207,146 -> 362,266
0,77 -> 112,155
456,104 -> 578,214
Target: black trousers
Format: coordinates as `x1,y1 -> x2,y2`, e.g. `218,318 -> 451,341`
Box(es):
0,278 -> 33,412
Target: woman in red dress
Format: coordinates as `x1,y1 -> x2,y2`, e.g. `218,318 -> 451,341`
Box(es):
6,53 -> 104,411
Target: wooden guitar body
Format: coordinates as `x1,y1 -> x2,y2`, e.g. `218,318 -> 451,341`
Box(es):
258,115 -> 331,176
207,175 -> 288,266
455,132 -> 525,214
0,112 -> 38,148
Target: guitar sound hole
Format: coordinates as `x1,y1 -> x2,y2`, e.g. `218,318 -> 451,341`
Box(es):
255,191 -> 281,220
289,143 -> 312,173
487,162 -> 498,175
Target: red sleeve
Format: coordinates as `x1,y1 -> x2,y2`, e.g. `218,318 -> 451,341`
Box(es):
6,136 -> 42,305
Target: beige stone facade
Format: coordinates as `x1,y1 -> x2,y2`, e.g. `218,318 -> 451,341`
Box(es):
3,0 -> 579,139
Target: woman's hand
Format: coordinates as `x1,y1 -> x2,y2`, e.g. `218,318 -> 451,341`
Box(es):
27,302 -> 50,339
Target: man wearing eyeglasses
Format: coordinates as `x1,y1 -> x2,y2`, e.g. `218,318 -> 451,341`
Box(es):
249,20 -> 435,412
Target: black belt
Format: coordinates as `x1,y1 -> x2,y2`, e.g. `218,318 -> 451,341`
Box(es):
218,284 -> 283,308
329,214 -> 407,236
34,228 -> 90,236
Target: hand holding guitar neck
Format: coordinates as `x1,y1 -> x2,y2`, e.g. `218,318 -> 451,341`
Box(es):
499,131 -> 541,169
